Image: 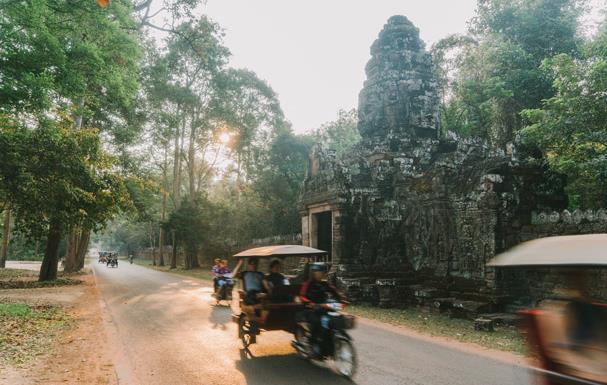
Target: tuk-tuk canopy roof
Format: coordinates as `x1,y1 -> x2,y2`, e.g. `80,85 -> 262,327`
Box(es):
233,245 -> 327,259
487,234 -> 607,268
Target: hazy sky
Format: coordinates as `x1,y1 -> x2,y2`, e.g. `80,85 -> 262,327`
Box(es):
202,0 -> 478,133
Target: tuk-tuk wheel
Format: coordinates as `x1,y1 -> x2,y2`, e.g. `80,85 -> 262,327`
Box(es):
238,315 -> 255,348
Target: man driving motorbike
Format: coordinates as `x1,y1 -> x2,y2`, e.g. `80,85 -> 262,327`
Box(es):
299,262 -> 344,356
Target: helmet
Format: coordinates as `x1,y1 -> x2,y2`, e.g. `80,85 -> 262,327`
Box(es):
309,262 -> 327,273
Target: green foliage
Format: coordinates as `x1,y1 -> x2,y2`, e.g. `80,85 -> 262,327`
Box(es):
313,109 -> 360,155
0,121 -> 128,239
435,0 -> 585,145
0,303 -> 32,317
249,131 -> 314,234
521,32 -> 607,208
0,0 -> 142,278
0,0 -> 143,142
212,68 -> 289,174
164,197 -> 209,259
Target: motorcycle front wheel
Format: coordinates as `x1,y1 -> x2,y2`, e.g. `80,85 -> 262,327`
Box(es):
333,336 -> 357,379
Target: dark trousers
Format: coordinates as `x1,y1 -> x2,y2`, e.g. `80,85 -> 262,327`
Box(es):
244,290 -> 262,305
304,308 -> 329,349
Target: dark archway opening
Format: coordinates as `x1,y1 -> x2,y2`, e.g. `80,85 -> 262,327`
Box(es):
315,211 -> 332,261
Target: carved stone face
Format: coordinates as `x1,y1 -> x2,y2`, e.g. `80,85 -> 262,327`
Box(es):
358,15 -> 439,141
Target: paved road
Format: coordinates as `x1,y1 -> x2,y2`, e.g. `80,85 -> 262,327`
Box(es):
93,260 -> 533,385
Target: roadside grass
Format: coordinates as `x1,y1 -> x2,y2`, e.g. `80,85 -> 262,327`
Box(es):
0,268 -> 36,280
348,304 -> 528,355
0,302 -> 71,366
0,268 -> 82,289
132,258 -> 214,281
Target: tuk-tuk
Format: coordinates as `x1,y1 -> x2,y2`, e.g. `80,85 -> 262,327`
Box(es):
488,234 -> 607,385
230,245 -> 357,378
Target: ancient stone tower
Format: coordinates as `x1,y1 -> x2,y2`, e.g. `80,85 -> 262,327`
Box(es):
299,16 -> 607,311
358,16 -> 439,139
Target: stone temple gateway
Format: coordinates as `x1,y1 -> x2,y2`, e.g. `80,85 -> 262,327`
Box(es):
299,16 -> 607,313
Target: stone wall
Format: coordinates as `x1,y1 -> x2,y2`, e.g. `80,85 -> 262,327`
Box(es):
250,234 -> 302,247
299,15 -> 607,314
495,210 -> 607,306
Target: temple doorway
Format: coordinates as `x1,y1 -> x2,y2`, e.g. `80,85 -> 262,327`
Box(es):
313,211 -> 332,261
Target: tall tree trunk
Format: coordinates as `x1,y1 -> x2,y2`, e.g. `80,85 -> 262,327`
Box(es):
39,220 -> 62,281
0,208 -> 11,268
64,229 -> 77,272
75,229 -> 90,270
149,222 -> 156,266
170,117 -> 185,270
172,115 -> 185,210
186,121 -> 200,270
73,98 -> 84,131
159,143 -> 168,267
183,251 -> 190,270
159,227 -> 165,266
170,231 -> 177,269
187,122 -> 197,202
172,125 -> 180,208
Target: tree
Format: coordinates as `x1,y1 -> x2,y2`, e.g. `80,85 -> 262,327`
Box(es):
1,0 -> 143,277
0,208 -> 10,268
434,0 -> 585,147
211,68 -> 288,183
312,109 -> 360,156
0,121 -> 128,281
521,26 -> 607,208
250,132 -> 314,235
164,197 -> 209,269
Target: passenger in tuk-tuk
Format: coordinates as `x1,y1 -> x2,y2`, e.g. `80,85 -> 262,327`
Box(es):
263,260 -> 292,302
232,257 -> 266,305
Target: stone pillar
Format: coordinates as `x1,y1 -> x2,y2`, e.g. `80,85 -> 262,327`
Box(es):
331,209 -> 343,265
301,214 -> 310,247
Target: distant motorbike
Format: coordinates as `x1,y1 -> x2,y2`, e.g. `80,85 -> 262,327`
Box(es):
292,299 -> 357,378
213,275 -> 234,305
107,257 -> 118,268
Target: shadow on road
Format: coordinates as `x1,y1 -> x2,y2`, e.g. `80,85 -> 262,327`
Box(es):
236,349 -> 354,385
210,303 -> 232,330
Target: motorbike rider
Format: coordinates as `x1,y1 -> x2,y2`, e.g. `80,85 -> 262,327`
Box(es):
212,258 -> 222,292
215,260 -> 233,295
299,262 -> 344,356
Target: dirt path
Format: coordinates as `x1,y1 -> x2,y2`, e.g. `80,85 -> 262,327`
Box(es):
0,270 -> 117,385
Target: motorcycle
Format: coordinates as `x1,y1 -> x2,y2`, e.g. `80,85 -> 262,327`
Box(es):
292,299 -> 357,378
107,256 -> 118,268
213,275 -> 234,305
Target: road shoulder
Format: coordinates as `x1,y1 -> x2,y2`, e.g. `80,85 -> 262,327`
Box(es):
0,267 -> 117,385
